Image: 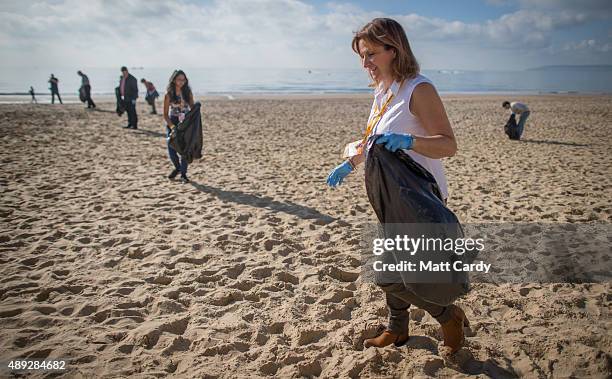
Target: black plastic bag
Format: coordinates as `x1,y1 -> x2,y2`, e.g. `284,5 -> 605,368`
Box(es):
365,142 -> 470,306
504,113 -> 520,140
114,86 -> 125,116
145,90 -> 159,105
78,86 -> 86,103
169,102 -> 203,164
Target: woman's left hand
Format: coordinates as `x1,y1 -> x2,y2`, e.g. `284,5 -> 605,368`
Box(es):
376,133 -> 414,152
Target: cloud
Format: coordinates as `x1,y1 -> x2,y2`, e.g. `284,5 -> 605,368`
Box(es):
0,0 -> 609,70
563,39 -> 612,53
0,0 -> 358,68
393,8 -> 595,49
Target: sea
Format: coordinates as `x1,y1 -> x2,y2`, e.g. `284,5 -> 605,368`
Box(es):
1,66 -> 611,102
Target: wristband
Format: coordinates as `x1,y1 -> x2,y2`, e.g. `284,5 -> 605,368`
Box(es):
346,158 -> 355,171
406,133 -> 414,150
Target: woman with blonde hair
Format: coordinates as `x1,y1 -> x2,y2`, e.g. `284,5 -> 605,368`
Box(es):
326,18 -> 469,354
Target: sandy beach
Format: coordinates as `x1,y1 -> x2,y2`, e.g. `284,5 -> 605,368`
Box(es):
1,94 -> 610,378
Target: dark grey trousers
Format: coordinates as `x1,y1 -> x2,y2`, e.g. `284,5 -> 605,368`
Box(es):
379,282 -> 453,334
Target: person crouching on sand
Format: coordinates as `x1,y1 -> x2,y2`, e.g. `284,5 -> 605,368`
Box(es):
163,70 -> 194,184
502,100 -> 530,139
326,18 -> 469,353
141,78 -> 159,114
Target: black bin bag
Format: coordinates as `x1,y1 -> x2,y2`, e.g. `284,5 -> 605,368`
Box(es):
78,86 -> 86,103
169,102 -> 203,164
114,86 -> 125,116
504,113 -> 520,140
365,142 -> 470,306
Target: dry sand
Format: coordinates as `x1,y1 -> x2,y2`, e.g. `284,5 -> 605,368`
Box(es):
1,95 -> 611,378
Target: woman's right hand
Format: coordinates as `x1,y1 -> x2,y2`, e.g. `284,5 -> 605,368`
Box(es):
326,161 -> 353,187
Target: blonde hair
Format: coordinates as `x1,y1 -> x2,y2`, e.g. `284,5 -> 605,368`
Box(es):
352,18 -> 420,85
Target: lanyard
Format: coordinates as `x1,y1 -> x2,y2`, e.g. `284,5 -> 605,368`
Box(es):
361,85 -> 399,146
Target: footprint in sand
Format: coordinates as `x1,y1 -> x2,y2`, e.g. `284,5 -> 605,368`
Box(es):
0,307 -> 24,318
423,357 -> 445,376
322,266 -> 359,282
152,299 -> 187,315
206,289 -> 244,306
33,305 -> 56,315
249,266 -> 273,279
222,263 -> 245,279
275,271 -> 299,285
19,257 -> 39,267
161,336 -> 191,356
321,304 -> 353,321
318,289 -> 353,304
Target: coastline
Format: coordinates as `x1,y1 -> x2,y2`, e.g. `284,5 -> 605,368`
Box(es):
2,91 -> 611,104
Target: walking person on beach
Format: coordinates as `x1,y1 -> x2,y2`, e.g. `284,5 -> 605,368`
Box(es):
48,74 -> 62,104
119,66 -> 139,129
29,86 -> 37,104
163,70 -> 194,184
326,18 -> 469,353
77,71 -> 96,109
502,101 -> 530,139
141,78 -> 159,114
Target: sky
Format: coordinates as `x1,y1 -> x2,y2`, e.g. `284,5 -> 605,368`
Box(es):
0,0 -> 610,71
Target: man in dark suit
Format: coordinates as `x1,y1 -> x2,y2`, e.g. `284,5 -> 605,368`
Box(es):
119,66 -> 139,129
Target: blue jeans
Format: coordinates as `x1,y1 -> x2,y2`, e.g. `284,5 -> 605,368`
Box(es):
516,111 -> 530,138
166,125 -> 188,176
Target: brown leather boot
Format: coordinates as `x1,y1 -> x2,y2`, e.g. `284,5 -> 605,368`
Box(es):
439,305 -> 470,354
364,330 -> 409,348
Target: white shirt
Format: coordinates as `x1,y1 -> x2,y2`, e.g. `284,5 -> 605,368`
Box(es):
366,74 -> 449,199
510,102 -> 529,114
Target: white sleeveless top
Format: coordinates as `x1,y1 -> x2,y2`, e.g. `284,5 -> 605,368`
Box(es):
366,74 -> 449,199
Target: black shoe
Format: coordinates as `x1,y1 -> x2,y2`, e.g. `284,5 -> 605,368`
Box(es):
122,125 -> 131,128
168,169 -> 179,179
180,175 -> 190,184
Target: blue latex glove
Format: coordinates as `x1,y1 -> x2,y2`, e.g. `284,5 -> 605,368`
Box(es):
326,161 -> 353,187
375,133 -> 414,152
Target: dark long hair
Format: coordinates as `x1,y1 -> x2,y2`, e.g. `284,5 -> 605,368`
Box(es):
166,70 -> 192,104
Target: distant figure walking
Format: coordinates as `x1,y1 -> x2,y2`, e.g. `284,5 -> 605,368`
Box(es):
29,86 -> 37,104
502,101 -> 530,139
119,66 -> 139,129
163,70 -> 194,183
48,74 -> 62,104
77,71 -> 96,109
141,78 -> 159,114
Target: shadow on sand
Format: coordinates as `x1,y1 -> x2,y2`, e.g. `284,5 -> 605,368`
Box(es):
520,138 -> 589,147
91,108 -> 117,114
190,181 -> 337,223
132,128 -> 165,138
399,335 -> 519,378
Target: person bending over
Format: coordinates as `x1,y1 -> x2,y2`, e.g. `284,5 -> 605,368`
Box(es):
502,100 -> 530,139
